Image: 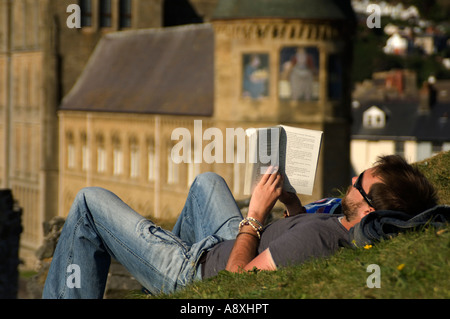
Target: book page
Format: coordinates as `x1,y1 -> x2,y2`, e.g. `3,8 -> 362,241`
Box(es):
279,125 -> 323,195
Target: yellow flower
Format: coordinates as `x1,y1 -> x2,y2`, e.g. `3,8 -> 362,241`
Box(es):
363,244 -> 373,250
397,263 -> 405,271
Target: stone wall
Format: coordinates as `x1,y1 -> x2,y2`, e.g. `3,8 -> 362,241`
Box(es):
0,190 -> 22,299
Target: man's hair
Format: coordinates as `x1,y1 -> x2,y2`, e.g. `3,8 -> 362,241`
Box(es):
369,155 -> 438,216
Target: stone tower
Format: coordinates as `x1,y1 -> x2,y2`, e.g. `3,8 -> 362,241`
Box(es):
0,0 -> 164,265
211,0 -> 356,199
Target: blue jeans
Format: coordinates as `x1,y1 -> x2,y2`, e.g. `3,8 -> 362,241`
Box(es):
42,173 -> 242,298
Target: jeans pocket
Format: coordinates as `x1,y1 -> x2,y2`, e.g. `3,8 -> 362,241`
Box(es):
137,219 -> 191,258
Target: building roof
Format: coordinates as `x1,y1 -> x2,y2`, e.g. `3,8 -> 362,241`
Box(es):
60,24 -> 214,116
352,100 -> 450,142
212,0 -> 356,21
352,100 -> 419,140
414,104 -> 450,142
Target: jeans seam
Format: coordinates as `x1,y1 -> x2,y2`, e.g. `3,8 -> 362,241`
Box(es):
96,218 -> 183,294
57,214 -> 84,299
190,181 -> 214,239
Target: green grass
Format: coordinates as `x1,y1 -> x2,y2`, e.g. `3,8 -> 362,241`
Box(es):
132,151 -> 450,299
414,151 -> 450,206
151,227 -> 449,299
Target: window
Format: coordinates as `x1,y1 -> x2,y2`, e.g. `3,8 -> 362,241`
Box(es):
82,145 -> 89,171
120,0 -> 132,29
432,141 -> 443,156
112,135 -> 123,176
167,147 -> 179,184
80,0 -> 92,27
148,143 -> 155,181
81,132 -> 89,171
14,127 -> 21,174
187,136 -> 200,186
187,161 -> 200,187
395,141 -> 405,158
100,0 -> 112,28
96,135 -> 106,173
68,144 -> 76,169
113,148 -> 123,175
66,132 -> 75,169
130,138 -> 140,178
97,147 -> 106,173
363,106 -> 386,129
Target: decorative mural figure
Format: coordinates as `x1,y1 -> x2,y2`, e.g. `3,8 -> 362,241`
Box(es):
243,54 -> 269,99
279,47 -> 319,101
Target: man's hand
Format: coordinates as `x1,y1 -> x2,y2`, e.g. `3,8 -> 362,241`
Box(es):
247,166 -> 283,224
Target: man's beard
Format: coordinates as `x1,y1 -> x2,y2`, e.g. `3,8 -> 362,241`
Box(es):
341,186 -> 363,222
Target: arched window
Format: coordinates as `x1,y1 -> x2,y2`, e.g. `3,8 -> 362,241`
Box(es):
79,0 -> 92,27
119,0 -> 132,28
66,131 -> 75,169
96,134 -> 106,173
167,143 -> 179,184
80,132 -> 89,171
147,137 -> 155,181
112,134 -> 123,176
130,136 -> 140,178
99,0 -> 112,28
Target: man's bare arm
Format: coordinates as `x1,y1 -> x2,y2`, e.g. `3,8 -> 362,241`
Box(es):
225,225 -> 261,273
225,168 -> 281,273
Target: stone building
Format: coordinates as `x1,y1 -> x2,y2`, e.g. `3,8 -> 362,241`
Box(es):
1,0 -> 356,266
60,0 -> 356,219
0,0 -> 216,265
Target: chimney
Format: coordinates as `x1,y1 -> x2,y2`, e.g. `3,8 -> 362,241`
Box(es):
418,76 -> 437,114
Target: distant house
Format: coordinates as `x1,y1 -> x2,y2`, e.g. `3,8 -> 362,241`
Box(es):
351,83 -> 450,174
383,33 -> 409,55
414,35 -> 436,55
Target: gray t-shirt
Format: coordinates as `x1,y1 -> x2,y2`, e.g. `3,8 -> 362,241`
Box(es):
202,214 -> 350,278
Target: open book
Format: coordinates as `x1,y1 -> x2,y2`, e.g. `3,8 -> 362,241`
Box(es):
243,125 -> 323,196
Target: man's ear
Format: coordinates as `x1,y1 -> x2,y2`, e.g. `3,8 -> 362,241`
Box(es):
362,206 -> 376,217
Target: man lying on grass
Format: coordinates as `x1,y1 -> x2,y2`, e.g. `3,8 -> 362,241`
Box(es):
43,155 -> 438,298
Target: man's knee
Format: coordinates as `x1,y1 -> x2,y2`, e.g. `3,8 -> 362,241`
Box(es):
76,186 -> 105,199
193,172 -> 226,187
74,187 -> 112,207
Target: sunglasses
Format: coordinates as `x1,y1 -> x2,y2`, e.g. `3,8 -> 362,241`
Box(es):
353,171 -> 374,208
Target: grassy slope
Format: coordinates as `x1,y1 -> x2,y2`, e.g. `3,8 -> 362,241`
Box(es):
137,151 -> 450,299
